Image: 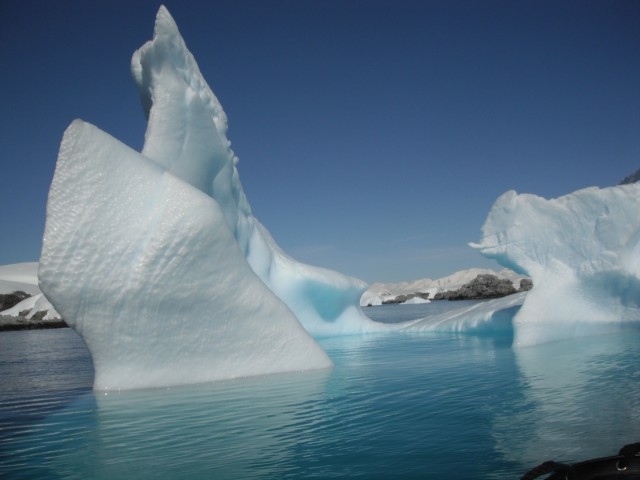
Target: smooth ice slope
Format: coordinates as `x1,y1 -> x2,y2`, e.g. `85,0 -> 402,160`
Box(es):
402,292 -> 525,335
131,6 -> 380,337
40,121 -> 332,390
471,186 -> 640,346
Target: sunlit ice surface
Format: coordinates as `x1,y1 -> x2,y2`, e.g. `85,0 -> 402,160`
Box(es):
38,6 -> 379,391
2,308 -> 638,480
38,4 -> 639,393
471,186 -> 640,347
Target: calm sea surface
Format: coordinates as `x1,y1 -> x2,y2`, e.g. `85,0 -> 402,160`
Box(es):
1,302 -> 639,479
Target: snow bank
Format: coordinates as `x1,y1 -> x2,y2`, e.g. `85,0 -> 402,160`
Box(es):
471,186 -> 640,346
0,293 -> 59,320
403,296 -> 430,305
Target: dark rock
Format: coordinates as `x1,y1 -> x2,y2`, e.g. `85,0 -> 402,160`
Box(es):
432,274 -> 531,301
30,310 -> 47,321
0,314 -> 67,331
519,278 -> 533,291
445,274 -> 517,300
0,291 -> 31,312
619,168 -> 640,185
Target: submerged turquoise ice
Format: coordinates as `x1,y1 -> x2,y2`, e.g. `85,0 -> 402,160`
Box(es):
1,305 -> 639,480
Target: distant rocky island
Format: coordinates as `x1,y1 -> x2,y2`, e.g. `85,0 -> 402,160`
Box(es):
381,274 -> 532,305
360,268 -> 530,306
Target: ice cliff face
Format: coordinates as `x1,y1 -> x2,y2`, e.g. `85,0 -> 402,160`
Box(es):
38,6 -> 382,390
471,185 -> 640,346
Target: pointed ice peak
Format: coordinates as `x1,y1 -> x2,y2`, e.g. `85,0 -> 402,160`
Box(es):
128,5 -> 378,337
131,4 -> 233,202
154,5 -> 179,38
131,5 -> 228,131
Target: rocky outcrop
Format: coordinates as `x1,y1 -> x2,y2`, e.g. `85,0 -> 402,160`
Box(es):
0,291 -> 31,311
361,267 -> 530,307
433,274 -> 532,301
519,278 -> 533,292
0,315 -> 67,331
0,290 -> 66,330
366,273 -> 532,305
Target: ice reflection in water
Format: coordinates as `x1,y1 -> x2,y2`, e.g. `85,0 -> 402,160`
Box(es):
1,313 -> 639,479
495,333 -> 640,467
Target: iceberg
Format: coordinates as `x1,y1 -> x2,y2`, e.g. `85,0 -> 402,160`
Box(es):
40,120 -> 331,390
129,6 -> 379,338
0,262 -> 60,325
471,186 -> 640,346
38,6 -> 383,389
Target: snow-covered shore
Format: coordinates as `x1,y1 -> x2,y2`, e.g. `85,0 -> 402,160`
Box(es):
0,263 -> 63,330
361,268 -> 528,306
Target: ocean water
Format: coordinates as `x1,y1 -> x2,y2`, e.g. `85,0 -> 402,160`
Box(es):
1,302 -> 639,479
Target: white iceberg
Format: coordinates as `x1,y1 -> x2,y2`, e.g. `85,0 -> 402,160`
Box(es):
40,120 -> 332,390
39,6 -> 397,390
130,6 -> 379,338
471,186 -> 640,346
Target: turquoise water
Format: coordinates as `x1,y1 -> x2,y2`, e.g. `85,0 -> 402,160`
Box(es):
1,303 -> 639,479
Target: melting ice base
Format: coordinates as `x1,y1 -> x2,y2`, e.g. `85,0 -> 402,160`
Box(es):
39,7 -> 384,391
471,186 -> 640,347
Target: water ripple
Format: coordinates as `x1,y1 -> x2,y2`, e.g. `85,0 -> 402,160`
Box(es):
2,325 -> 640,479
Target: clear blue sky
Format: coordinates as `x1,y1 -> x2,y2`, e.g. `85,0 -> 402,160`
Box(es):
1,1 -> 638,283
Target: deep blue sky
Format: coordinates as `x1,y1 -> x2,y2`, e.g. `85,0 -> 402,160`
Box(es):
1,1 -> 638,282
